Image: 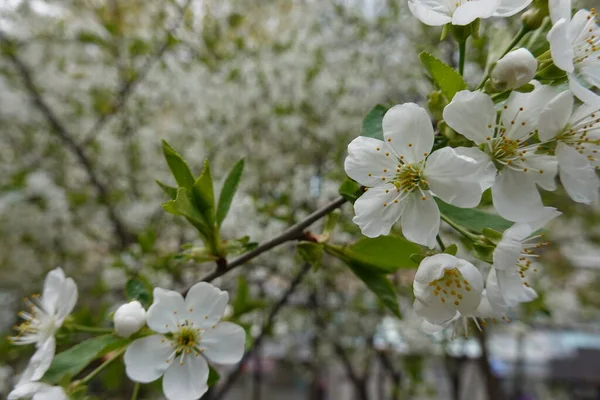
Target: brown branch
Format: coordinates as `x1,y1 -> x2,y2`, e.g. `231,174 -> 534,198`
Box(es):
81,0 -> 192,146
332,341 -> 369,400
0,32 -> 132,248
197,196 -> 347,284
211,263 -> 312,400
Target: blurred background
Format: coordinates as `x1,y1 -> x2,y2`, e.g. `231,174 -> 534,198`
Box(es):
1,0 -> 600,399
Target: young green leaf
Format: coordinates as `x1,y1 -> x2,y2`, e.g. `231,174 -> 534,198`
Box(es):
163,188 -> 212,238
43,335 -> 125,384
125,278 -> 152,308
297,242 -> 324,269
338,178 -> 362,204
216,159 -> 245,226
361,104 -> 389,141
192,160 -> 216,226
161,140 -> 195,191
156,180 -> 178,200
419,52 -> 467,100
435,198 -> 513,233
208,366 -> 221,387
347,263 -> 401,318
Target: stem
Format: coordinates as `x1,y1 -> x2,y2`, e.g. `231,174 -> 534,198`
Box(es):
80,347 -> 126,385
477,26 -> 529,89
436,235 -> 447,251
131,383 -> 140,400
440,214 -> 478,241
458,39 -> 467,76
69,324 -> 114,334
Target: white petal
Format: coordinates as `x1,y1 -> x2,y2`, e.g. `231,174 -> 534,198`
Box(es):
538,90 -> 574,142
201,322 -> 246,364
582,65 -> 600,88
8,382 -> 60,400
493,0 -> 531,16
344,136 -> 398,187
352,185 -> 406,238
547,19 -> 575,73
425,147 -> 494,207
185,282 -> 229,329
147,288 -> 186,333
569,75 -> 600,108
408,0 -> 452,26
413,299 -> 457,325
33,386 -> 69,400
548,0 -> 571,25
124,335 -> 173,383
557,142 -> 600,204
443,90 -> 496,145
501,85 -> 557,140
455,258 -> 485,313
54,277 -> 78,323
528,155 -> 559,191
493,234 -> 522,271
162,354 -> 209,400
452,0 -> 499,25
400,192 -> 439,248
492,168 -> 545,222
496,269 -> 538,307
41,268 -> 66,315
382,103 -> 433,164
24,338 -> 55,382
414,253 -> 460,286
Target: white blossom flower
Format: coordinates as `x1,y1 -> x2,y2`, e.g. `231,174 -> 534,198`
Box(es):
547,1 -> 600,107
413,254 -> 485,325
491,48 -> 538,90
539,90 -> 600,203
344,103 -> 495,247
490,207 -> 561,307
124,282 -> 245,400
443,86 -> 558,222
10,268 -> 78,381
408,0 -> 532,27
114,301 -> 147,338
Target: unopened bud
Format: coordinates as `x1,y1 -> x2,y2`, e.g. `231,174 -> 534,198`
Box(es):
114,301 -> 146,337
490,48 -> 537,91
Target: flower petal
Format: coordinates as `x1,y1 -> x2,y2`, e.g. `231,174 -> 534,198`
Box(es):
400,192 -> 439,248
492,168 -> 545,222
24,338 -> 55,382
9,382 -> 65,400
352,185 -> 406,238
41,268 -> 66,315
443,90 -> 496,145
455,258 -> 485,314
452,0 -> 499,25
55,277 -> 78,323
528,154 -> 559,191
124,335 -> 173,383
493,233 -> 522,271
496,269 -> 538,307
493,0 -> 532,16
33,386 -> 69,400
162,353 -> 209,400
547,18 -> 575,73
185,282 -> 229,329
425,147 -> 495,207
538,90 -> 573,142
557,142 -> 600,204
344,136 -> 398,187
569,74 -> 600,108
501,85 -> 556,140
147,288 -> 186,333
413,299 -> 457,325
201,322 -> 246,364
382,103 -> 434,164
408,0 -> 452,26
548,0 -> 571,25
414,253 -> 459,286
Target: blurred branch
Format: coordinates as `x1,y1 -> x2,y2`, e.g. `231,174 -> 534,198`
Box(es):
82,0 -> 192,146
211,263 -> 313,400
332,340 -> 369,400
0,31 -> 132,248
195,196 -> 347,285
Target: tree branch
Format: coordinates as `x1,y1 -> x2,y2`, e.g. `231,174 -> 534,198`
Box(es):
332,341 -> 369,400
0,31 -> 132,248
211,263 -> 312,400
197,196 -> 347,284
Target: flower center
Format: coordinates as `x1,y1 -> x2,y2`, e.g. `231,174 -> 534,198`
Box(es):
393,163 -> 427,193
428,268 -> 472,307
515,235 -> 549,287
573,9 -> 600,66
557,110 -> 600,168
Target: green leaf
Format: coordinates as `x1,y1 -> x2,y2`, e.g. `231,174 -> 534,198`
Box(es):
156,180 -> 178,200
419,52 -> 467,100
361,104 -> 389,140
43,335 -> 123,384
347,264 -> 401,318
297,242 -> 324,269
443,244 -> 458,256
338,178 -> 362,204
222,236 -> 258,257
435,198 -> 513,233
208,366 -> 221,387
125,278 -> 152,308
216,159 -> 245,226
232,276 -> 249,316
163,188 -> 211,238
161,140 -> 195,191
192,160 -> 215,225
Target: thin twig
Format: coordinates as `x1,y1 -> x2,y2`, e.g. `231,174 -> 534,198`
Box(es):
211,263 -> 313,400
0,31 -> 132,248
197,196 -> 347,284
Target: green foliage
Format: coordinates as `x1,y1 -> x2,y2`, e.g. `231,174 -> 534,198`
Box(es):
125,278 -> 152,308
43,335 -> 126,384
161,140 -> 195,191
156,180 -> 178,200
192,160 -> 216,226
208,366 -> 221,387
435,198 -> 513,233
163,188 -> 211,236
419,52 -> 467,100
361,104 -> 388,141
338,178 -> 362,204
297,242 -> 324,269
443,244 -> 458,256
231,276 -> 266,318
216,159 -> 245,226
346,263 -> 401,318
